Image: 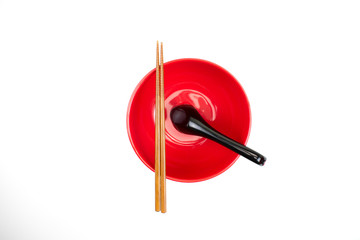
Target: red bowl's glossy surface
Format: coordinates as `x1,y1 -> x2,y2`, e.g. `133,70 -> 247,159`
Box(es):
127,58 -> 251,182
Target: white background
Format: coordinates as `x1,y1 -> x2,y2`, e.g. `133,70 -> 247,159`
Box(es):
1,0 -> 359,239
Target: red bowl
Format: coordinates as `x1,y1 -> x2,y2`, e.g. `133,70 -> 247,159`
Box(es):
127,58 -> 251,182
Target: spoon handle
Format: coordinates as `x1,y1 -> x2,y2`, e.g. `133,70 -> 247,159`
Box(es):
188,118 -> 266,166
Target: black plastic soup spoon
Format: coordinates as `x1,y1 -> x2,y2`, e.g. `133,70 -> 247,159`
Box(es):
170,105 -> 266,166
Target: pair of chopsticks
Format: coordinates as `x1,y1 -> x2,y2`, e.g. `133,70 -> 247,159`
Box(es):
155,41 -> 166,213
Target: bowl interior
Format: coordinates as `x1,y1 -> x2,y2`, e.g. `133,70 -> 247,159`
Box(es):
127,58 -> 251,182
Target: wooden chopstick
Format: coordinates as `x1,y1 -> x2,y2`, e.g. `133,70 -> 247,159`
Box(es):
155,41 -> 166,213
159,42 -> 166,213
155,41 -> 161,212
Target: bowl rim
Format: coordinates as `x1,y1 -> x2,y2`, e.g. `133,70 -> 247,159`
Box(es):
126,58 -> 252,182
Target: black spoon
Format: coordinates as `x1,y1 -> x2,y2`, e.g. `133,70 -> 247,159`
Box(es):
170,105 -> 266,166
